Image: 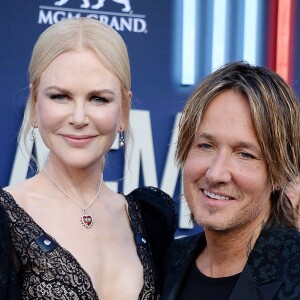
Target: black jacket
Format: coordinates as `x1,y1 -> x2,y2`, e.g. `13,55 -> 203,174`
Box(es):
162,226 -> 300,300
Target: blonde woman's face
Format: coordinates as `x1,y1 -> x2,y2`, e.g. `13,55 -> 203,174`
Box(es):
34,48 -> 124,169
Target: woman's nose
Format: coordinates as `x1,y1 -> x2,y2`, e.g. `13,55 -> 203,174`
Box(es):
70,102 -> 89,128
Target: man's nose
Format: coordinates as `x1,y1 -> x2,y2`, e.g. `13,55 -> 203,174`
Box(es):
205,151 -> 232,185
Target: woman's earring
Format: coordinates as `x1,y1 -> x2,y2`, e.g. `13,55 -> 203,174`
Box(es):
30,121 -> 37,141
119,129 -> 125,148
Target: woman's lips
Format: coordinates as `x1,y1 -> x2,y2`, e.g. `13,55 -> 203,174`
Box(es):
62,134 -> 96,146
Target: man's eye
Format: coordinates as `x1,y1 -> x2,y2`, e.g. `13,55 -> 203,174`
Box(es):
239,152 -> 255,159
198,143 -> 212,150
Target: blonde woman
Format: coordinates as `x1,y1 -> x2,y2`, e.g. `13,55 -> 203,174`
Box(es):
0,18 -> 175,299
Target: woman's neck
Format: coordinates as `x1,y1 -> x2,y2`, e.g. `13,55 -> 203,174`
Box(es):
43,158 -> 103,204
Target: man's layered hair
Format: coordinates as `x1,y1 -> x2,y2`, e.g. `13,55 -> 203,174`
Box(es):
177,61 -> 300,229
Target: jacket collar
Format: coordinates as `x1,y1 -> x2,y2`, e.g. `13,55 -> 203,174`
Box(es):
229,227 -> 285,299
229,264 -> 282,300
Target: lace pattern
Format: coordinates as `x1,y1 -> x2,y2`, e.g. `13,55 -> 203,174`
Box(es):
0,188 -> 161,300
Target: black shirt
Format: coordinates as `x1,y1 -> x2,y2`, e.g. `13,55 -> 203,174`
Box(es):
178,262 -> 240,300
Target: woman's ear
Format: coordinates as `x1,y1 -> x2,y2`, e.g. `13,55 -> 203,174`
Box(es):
121,91 -> 132,130
29,83 -> 38,128
128,91 -> 132,102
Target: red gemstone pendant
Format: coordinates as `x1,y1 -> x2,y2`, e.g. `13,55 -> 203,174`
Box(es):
81,214 -> 93,228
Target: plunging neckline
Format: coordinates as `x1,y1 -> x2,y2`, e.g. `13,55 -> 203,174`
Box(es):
0,188 -> 153,299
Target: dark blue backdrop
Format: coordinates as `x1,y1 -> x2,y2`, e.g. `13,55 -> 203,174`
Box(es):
1,0 -> 300,236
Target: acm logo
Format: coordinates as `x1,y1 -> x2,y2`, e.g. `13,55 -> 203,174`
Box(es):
54,0 -> 131,12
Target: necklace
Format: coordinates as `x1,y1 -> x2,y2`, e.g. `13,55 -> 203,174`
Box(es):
43,167 -> 103,229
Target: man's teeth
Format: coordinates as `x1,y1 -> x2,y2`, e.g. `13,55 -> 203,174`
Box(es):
204,190 -> 230,200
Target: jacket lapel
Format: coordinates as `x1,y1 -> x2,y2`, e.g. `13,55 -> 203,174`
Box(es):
229,265 -> 282,300
230,227 -> 286,300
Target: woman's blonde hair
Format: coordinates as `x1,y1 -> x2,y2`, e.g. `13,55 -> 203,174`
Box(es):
21,17 -> 131,167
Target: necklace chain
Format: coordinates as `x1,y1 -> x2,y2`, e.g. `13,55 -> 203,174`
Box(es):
43,167 -> 103,213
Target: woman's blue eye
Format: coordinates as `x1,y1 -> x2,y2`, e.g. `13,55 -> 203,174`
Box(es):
91,96 -> 109,103
50,94 -> 67,101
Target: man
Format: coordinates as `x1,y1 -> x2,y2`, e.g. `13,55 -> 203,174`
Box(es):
163,62 -> 300,300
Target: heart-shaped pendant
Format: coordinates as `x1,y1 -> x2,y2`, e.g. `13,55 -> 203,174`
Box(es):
81,214 -> 93,228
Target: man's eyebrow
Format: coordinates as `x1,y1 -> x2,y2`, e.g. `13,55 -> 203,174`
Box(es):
235,141 -> 261,153
194,132 -> 213,140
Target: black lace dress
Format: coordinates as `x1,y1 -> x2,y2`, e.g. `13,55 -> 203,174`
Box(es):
0,187 -> 175,300
0,202 -> 22,300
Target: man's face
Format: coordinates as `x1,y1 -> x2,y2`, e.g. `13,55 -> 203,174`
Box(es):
183,89 -> 272,232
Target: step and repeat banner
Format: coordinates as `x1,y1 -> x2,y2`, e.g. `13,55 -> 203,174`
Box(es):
1,0 -> 299,235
